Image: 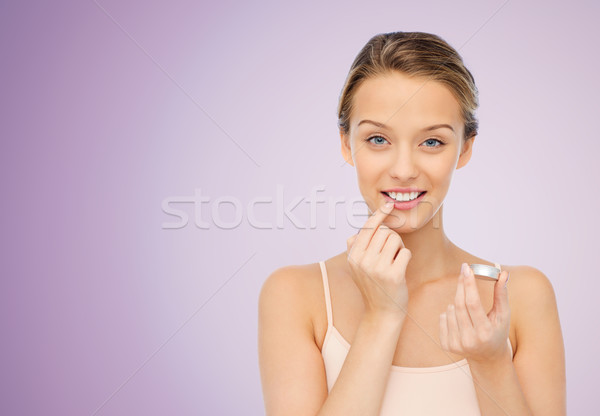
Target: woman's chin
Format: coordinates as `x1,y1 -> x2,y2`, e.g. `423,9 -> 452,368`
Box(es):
382,215 -> 423,233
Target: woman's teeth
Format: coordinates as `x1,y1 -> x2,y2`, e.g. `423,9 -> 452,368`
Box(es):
385,191 -> 423,202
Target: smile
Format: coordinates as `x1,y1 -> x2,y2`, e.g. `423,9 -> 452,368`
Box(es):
381,191 -> 427,210
382,191 -> 426,202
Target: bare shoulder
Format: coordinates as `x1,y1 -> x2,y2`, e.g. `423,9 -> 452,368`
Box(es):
502,264 -> 559,319
502,264 -> 560,336
258,262 -> 326,343
259,262 -> 322,314
259,264 -> 310,298
504,264 -> 556,293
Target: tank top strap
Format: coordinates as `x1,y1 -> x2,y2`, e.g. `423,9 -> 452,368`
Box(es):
319,261 -> 333,329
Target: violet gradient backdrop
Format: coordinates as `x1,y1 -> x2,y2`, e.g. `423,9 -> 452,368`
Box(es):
1,0 -> 597,414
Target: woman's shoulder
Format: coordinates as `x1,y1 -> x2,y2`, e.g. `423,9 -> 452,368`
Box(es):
500,264 -> 563,374
261,261 -> 323,292
501,264 -> 558,329
258,261 -> 327,319
458,248 -> 555,299
502,264 -> 555,296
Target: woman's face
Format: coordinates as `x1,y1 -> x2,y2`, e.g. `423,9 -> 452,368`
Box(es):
341,71 -> 475,232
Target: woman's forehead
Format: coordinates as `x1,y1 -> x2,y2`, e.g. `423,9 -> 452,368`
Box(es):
350,73 -> 463,132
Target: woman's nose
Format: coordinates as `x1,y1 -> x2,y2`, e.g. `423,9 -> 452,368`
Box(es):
389,147 -> 418,181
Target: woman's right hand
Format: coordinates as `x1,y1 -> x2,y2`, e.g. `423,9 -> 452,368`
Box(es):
346,201 -> 411,321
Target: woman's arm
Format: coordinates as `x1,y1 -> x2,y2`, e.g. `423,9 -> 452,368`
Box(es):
511,266 -> 566,415
258,266 -> 404,416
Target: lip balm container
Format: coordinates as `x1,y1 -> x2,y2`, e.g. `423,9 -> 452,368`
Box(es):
468,264 -> 501,281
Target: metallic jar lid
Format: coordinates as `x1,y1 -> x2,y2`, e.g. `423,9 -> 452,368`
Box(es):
468,264 -> 500,281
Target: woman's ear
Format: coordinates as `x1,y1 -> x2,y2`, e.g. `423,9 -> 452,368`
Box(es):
456,135 -> 475,169
340,131 -> 355,166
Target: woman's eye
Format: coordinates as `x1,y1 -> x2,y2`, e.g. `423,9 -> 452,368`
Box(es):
367,136 -> 388,145
422,138 -> 445,148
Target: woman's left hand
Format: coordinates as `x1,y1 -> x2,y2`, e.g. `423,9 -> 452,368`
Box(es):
439,263 -> 511,364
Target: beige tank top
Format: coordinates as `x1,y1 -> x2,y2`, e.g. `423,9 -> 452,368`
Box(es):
319,260 -> 513,415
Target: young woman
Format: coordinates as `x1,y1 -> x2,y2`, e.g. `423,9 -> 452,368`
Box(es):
258,31 -> 565,416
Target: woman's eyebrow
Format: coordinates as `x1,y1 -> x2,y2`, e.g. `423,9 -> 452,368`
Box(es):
357,119 -> 388,129
424,123 -> 455,133
357,119 -> 455,133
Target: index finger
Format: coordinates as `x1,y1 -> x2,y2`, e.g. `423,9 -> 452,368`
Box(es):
463,265 -> 490,329
352,201 -> 395,253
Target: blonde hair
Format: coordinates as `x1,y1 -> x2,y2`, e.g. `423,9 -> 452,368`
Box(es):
337,31 -> 479,140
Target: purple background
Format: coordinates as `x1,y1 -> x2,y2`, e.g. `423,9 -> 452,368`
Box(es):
1,0 -> 596,414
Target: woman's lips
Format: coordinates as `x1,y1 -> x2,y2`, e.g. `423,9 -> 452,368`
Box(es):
382,191 -> 426,210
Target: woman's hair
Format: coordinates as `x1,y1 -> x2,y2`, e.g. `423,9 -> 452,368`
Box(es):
337,31 -> 479,141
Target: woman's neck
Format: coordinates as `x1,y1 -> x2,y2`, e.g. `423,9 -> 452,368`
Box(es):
394,204 -> 464,289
